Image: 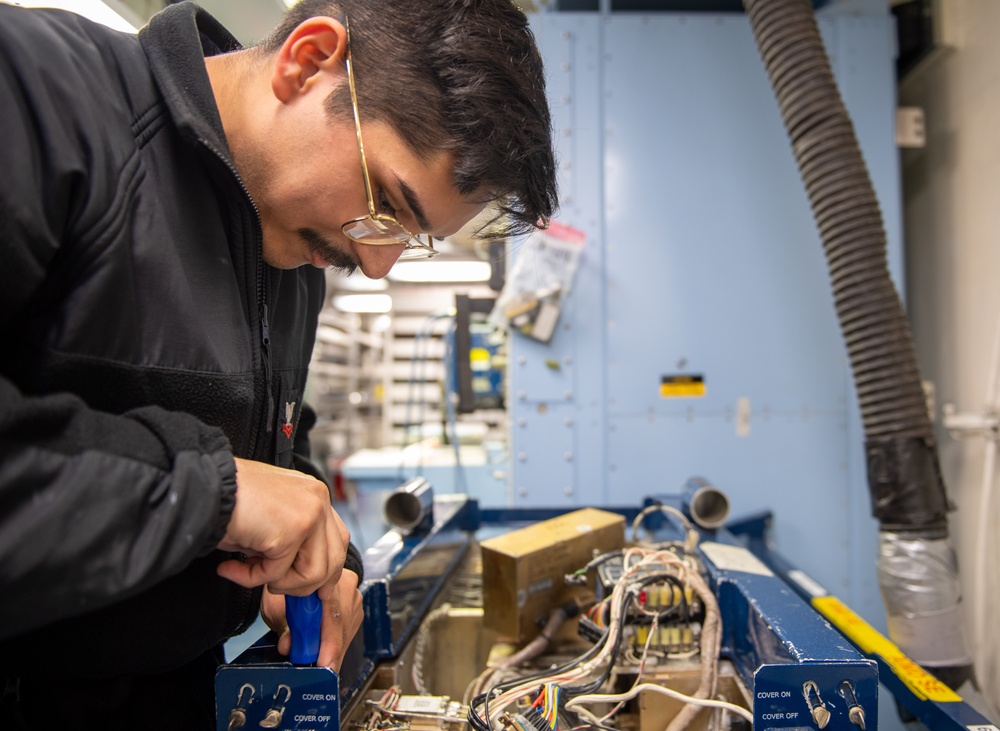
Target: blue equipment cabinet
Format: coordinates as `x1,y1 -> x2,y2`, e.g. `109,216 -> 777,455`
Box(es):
511,0 -> 901,639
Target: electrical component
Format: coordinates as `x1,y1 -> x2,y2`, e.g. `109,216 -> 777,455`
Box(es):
466,540 -> 741,731
362,688 -> 466,731
479,508 -> 625,641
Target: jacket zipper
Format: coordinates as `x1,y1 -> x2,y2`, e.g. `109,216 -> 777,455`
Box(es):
260,300 -> 274,435
198,137 -> 271,458
199,137 -> 274,636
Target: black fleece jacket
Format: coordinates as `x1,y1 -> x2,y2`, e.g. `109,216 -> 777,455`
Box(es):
0,0 -> 360,690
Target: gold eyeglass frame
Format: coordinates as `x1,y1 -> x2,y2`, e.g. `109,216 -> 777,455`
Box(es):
341,17 -> 437,259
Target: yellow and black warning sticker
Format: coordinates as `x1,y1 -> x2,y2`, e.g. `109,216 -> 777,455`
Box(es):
812,596 -> 962,703
660,374 -> 705,398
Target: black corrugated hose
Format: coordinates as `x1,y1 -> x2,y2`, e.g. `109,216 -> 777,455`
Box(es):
741,0 -> 975,690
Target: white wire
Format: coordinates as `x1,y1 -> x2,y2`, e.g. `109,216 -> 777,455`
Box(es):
564,683 -> 753,725
484,560 -> 636,724
622,547 -> 691,584
599,616 -> 657,723
630,504 -> 693,543
480,546 -> 721,728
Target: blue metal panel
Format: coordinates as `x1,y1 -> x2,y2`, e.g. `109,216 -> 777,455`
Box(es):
709,571 -> 879,730
602,12 -> 847,416
597,13 -> 864,623
510,16 -> 607,507
215,662 -> 340,731
512,5 -> 901,639
509,400 -> 577,504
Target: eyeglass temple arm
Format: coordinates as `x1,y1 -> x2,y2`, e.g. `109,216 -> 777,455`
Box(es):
345,16 -> 433,251
343,17 -> 378,219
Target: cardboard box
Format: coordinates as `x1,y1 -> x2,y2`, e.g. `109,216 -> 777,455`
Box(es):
480,508 -> 625,641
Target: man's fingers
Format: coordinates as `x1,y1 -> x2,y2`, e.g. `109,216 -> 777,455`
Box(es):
220,555 -> 335,596
260,586 -> 295,658
218,555 -> 310,592
317,571 -> 363,670
267,559 -> 341,596
218,459 -> 351,595
281,540 -> 330,591
332,508 -> 351,549
216,556 -> 277,588
277,628 -> 291,656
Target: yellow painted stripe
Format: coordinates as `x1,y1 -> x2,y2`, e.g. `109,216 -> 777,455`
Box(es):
812,596 -> 962,703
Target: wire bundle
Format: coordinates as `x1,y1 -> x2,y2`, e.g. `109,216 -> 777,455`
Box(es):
468,546 -> 735,731
363,686 -> 468,731
363,687 -> 403,731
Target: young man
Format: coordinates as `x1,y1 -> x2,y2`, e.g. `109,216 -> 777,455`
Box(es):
0,0 -> 556,727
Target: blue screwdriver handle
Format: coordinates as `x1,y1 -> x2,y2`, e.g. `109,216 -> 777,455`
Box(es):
285,591 -> 322,665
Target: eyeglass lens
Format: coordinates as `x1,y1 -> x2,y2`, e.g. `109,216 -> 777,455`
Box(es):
343,218 -> 412,245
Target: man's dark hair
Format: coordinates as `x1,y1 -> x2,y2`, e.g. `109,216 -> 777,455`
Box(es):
259,0 -> 557,239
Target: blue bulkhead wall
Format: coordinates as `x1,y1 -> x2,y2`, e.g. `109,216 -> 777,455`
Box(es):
507,0 -> 902,631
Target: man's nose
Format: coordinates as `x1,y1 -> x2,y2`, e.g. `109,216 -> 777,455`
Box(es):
357,243 -> 406,280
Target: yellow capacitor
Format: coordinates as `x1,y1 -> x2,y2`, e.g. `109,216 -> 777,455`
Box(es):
635,626 -> 649,646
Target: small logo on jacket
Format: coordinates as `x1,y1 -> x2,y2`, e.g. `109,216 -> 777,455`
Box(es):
282,401 -> 296,440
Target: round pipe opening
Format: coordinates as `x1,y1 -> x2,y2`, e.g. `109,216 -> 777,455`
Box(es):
384,491 -> 426,531
688,487 -> 730,529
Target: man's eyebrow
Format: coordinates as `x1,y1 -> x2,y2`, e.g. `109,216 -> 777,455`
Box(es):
396,175 -> 431,232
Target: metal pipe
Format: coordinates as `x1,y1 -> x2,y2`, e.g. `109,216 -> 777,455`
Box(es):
682,477 -> 730,530
383,477 -> 434,535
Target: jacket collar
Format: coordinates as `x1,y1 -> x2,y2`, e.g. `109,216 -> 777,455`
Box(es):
139,2 -> 241,157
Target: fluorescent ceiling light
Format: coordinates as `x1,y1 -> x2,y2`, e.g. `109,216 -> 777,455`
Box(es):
8,1 -> 137,32
388,260 -> 491,283
331,272 -> 388,292
333,293 -> 392,314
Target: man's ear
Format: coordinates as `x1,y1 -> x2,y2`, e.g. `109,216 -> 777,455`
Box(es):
271,16 -> 347,103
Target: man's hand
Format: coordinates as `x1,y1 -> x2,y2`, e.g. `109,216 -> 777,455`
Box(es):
216,457 -> 350,595
261,571 -> 364,671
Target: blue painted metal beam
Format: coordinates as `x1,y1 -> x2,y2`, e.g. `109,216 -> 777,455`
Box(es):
731,513 -> 999,731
